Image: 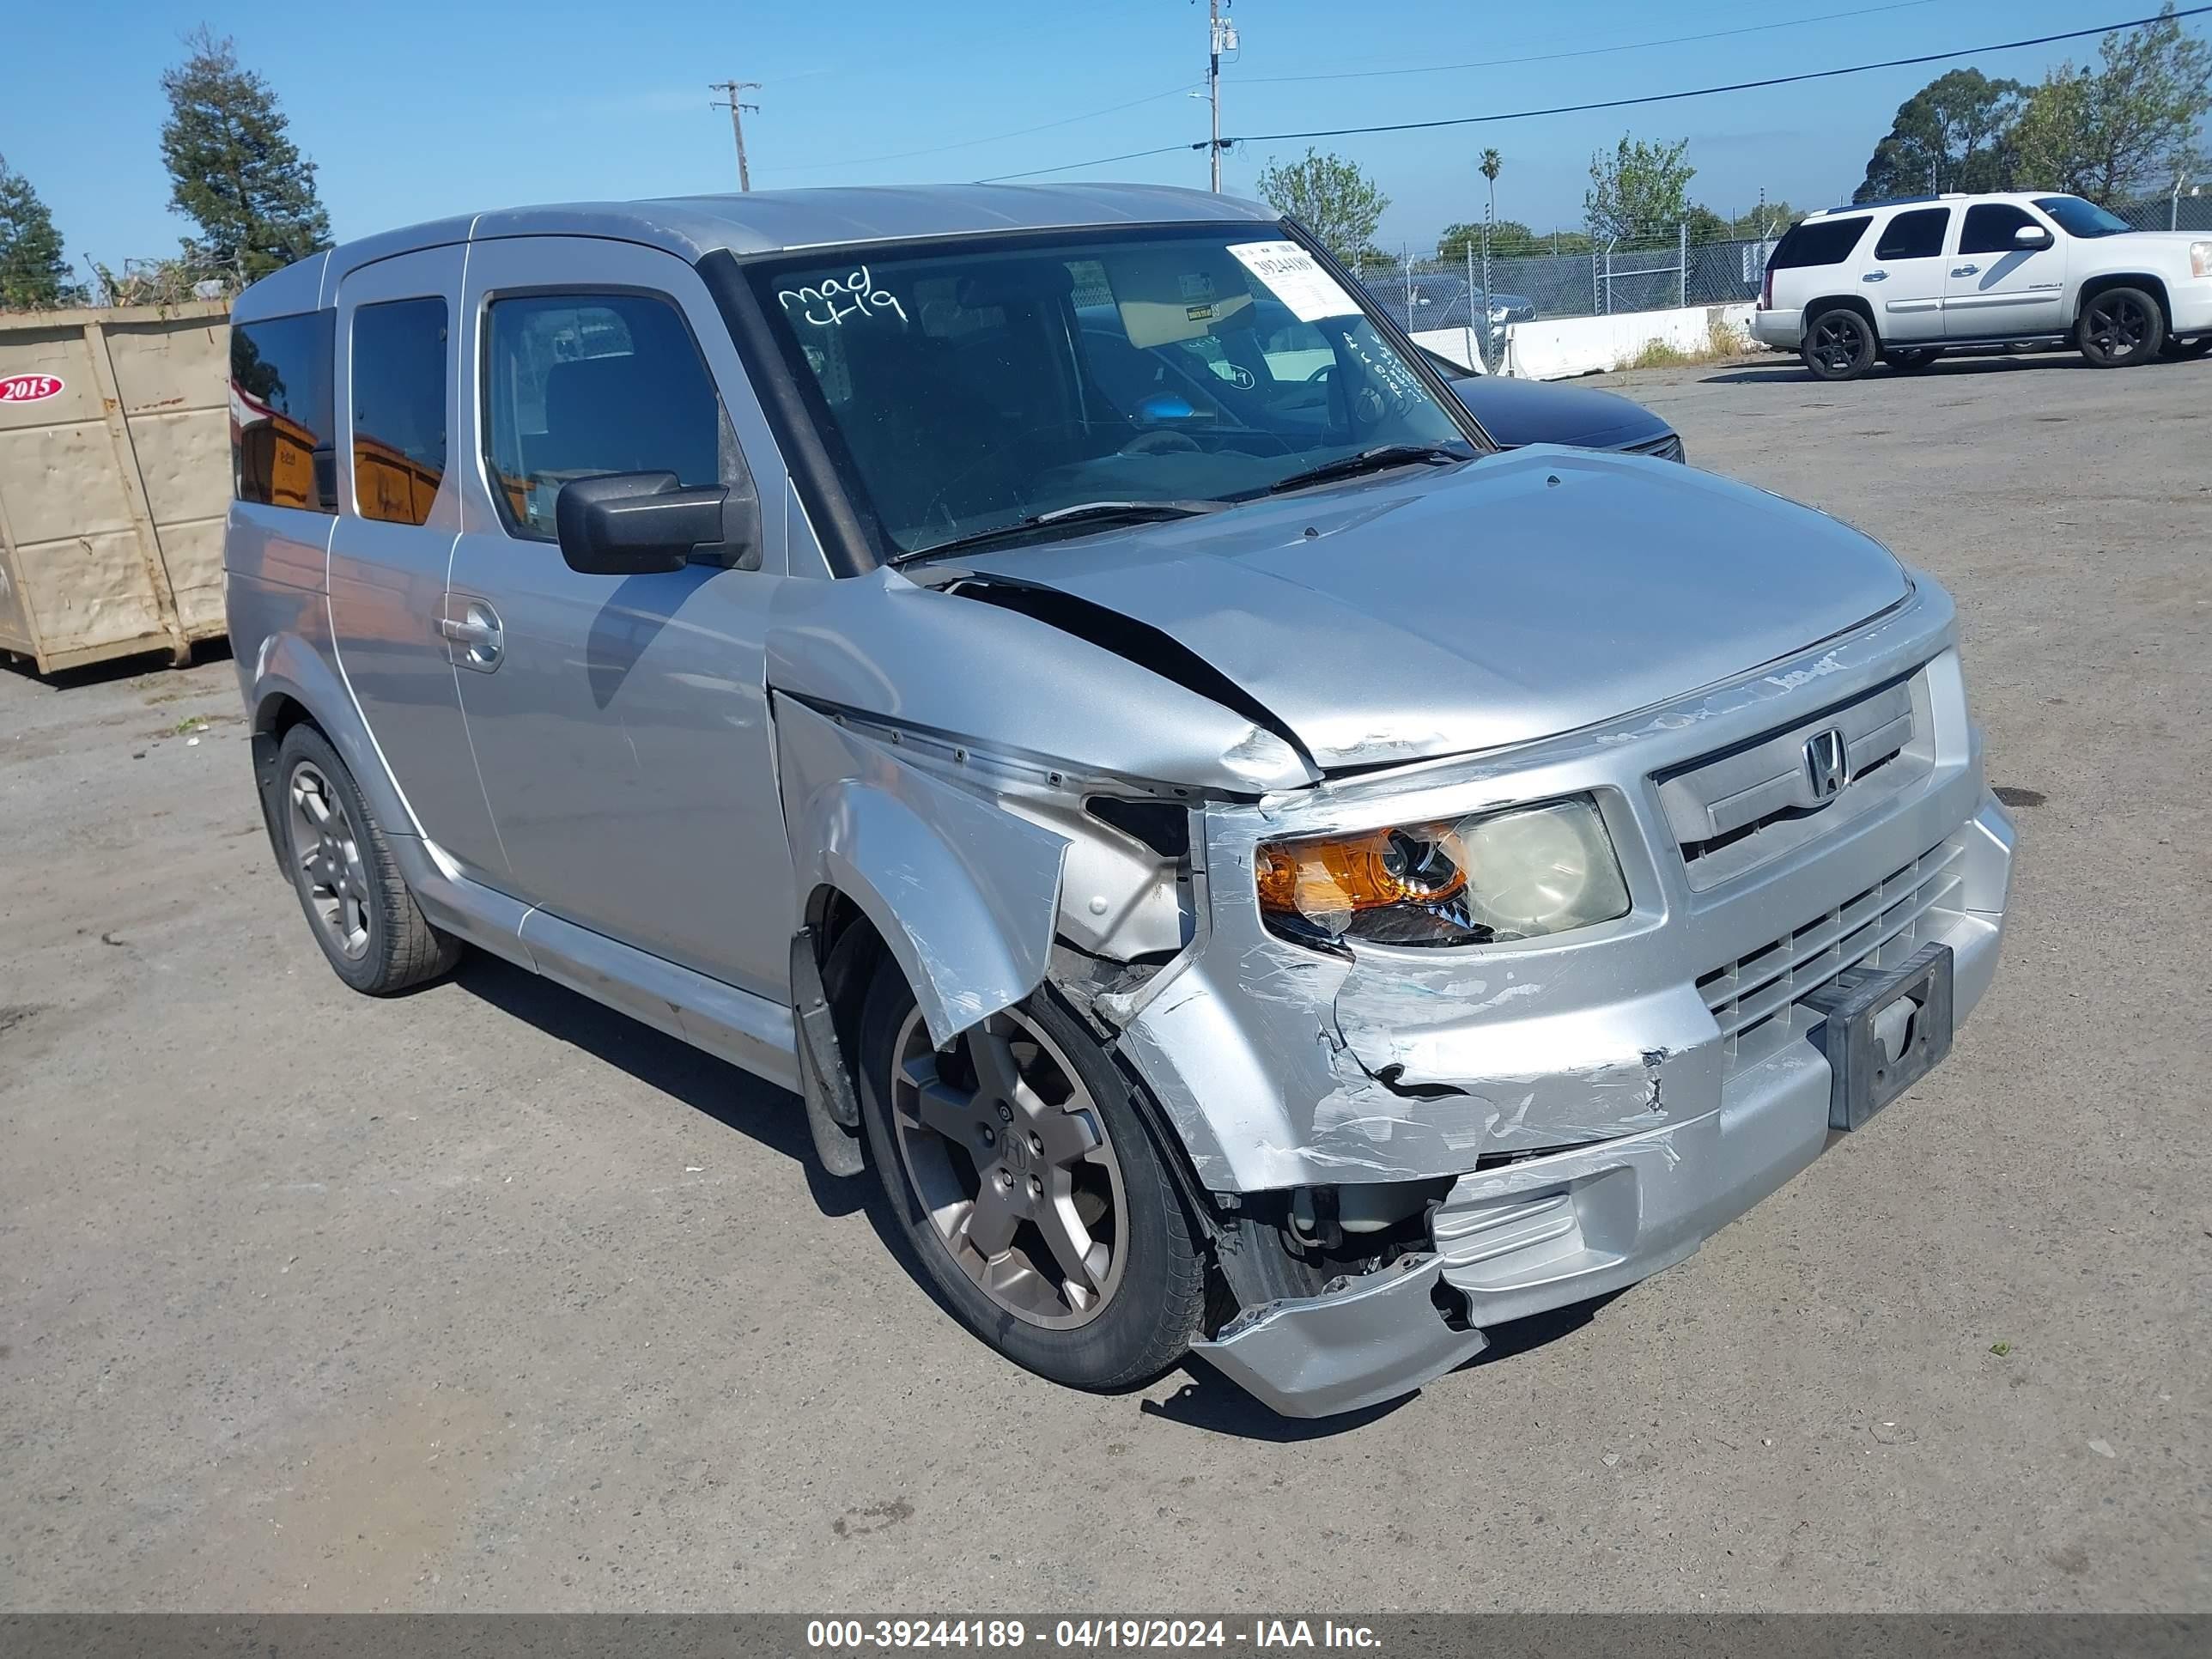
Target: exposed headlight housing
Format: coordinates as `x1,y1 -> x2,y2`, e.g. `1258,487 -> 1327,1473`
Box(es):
1255,795 -> 1632,948
2192,240 -> 2212,279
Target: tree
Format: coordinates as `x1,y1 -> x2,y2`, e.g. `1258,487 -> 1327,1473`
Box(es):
0,155 -> 76,310
1255,149 -> 1389,264
1584,135 -> 1696,247
2009,4 -> 2212,200
1438,219 -> 1535,260
1853,70 -> 2025,202
160,28 -> 331,285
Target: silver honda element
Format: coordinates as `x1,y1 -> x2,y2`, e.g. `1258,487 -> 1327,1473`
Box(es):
224,185 -> 2014,1417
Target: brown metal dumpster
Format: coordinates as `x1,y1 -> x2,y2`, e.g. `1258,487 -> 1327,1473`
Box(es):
0,300 -> 231,675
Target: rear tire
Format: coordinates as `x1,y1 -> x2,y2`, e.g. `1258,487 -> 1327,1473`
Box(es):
1885,347 -> 1942,373
1802,307 -> 1877,380
276,725 -> 460,995
854,957 -> 1205,1393
2076,287 -> 2164,368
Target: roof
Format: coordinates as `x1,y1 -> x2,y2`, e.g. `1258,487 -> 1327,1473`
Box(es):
1805,191 -> 2081,219
235,183 -> 1279,320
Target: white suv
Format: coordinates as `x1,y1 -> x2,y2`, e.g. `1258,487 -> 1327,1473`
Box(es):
1753,191 -> 2212,380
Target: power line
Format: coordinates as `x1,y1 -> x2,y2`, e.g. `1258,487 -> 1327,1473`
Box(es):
768,82 -> 1202,173
982,8 -> 2212,180
1238,0 -> 1945,85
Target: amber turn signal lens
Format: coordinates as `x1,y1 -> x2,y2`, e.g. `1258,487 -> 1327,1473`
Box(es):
1255,826 -> 1467,919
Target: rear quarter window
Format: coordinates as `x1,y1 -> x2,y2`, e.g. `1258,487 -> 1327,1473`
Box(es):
1770,216 -> 1872,270
232,310 -> 337,513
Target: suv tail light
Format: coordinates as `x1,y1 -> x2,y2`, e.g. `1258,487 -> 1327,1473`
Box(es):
1759,265 -> 1772,309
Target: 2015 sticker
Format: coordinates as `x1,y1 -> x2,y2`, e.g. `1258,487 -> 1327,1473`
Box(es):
0,373 -> 64,404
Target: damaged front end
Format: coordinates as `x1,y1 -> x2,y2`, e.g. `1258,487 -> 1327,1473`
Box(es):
771,565 -> 2014,1419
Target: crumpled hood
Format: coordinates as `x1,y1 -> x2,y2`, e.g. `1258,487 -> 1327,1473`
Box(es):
956,445 -> 1910,771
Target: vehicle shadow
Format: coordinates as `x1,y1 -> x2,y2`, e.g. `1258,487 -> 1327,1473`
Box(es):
1698,350 -> 2122,386
1139,1291 -> 1621,1441
449,950 -> 869,1218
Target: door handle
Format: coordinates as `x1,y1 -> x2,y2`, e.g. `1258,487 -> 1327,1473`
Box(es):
1951,264 -> 1978,276
1863,270 -> 1887,282
440,600 -> 504,669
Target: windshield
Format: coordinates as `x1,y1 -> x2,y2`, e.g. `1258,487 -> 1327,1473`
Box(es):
748,226 -> 1478,560
2033,196 -> 2134,239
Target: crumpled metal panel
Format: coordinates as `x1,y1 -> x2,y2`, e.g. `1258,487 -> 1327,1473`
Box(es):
956,447 -> 1912,773
767,563 -> 1316,795
775,694 -> 1071,1047
1120,585 -> 1969,1193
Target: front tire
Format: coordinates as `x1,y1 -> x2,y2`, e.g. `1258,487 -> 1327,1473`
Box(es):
1802,307 -> 1877,380
854,957 -> 1205,1393
2077,287 -> 2164,368
276,725 -> 460,994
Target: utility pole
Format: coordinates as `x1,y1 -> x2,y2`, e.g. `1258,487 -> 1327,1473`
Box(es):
1206,1 -> 1237,191
708,80 -> 762,191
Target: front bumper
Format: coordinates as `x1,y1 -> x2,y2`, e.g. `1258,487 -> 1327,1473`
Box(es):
1752,307 -> 1803,349
1196,794 -> 2013,1416
2167,276 -> 2212,336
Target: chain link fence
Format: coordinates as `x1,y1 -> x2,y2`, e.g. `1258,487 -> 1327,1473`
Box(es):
1352,179 -> 2209,368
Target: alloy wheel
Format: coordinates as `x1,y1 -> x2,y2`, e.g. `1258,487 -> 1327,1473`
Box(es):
1810,313 -> 1867,375
288,761 -> 372,960
2083,294 -> 2151,362
889,1006 -> 1127,1330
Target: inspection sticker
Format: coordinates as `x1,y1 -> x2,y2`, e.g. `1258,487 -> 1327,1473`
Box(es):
0,373 -> 64,404
1227,240 -> 1358,323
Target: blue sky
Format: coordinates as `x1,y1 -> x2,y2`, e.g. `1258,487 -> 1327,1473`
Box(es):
3,0 -> 2185,271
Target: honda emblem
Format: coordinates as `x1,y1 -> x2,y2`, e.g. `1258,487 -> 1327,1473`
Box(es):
1804,729 -> 1848,800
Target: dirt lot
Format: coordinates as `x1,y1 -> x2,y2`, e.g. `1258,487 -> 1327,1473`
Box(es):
3,349 -> 2208,1613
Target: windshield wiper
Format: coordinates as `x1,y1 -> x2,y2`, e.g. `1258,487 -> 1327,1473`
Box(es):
901,500 -> 1224,562
1262,443 -> 1470,496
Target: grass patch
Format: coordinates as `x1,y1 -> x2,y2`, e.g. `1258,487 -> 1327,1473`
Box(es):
1622,316 -> 1754,372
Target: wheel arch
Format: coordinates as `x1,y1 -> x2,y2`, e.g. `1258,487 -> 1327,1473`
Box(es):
1803,294 -> 1880,337
244,635 -> 422,866
2077,272 -> 2172,331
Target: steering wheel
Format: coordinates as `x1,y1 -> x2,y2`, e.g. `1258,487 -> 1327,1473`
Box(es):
1306,363 -> 1334,384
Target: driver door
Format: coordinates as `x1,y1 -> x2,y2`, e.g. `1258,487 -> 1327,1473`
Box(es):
1944,202 -> 2067,338
445,235 -> 797,999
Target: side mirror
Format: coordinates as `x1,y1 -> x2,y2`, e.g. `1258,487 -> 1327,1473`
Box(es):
2015,224 -> 2054,249
555,471 -> 749,575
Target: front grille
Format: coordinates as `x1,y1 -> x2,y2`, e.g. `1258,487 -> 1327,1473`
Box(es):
1657,671 -> 1931,890
1625,432 -> 1685,463
1698,836 -> 1965,1069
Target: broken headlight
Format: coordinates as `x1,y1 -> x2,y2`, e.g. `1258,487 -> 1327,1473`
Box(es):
1255,796 -> 1631,948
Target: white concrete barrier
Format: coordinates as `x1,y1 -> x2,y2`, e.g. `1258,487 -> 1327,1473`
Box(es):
1498,302 -> 1759,381
1409,325 -> 1487,374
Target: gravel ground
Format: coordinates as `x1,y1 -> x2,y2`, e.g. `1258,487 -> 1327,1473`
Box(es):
3,347 -> 2207,1613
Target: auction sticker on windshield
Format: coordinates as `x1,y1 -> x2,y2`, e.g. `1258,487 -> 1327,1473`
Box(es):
1229,240 -> 1358,323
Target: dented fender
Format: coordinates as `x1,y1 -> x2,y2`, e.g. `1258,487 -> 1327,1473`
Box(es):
774,694 -> 1068,1046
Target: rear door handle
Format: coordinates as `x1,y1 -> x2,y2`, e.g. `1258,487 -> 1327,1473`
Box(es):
440,599 -> 504,670
1863,270 -> 1887,282
1951,264 -> 1978,276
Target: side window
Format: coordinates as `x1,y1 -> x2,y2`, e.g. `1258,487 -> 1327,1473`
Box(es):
1875,208 -> 1951,261
1959,204 -> 2038,256
231,310 -> 337,513
350,297 -> 447,526
483,291 -> 741,539
1769,216 -> 1872,270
